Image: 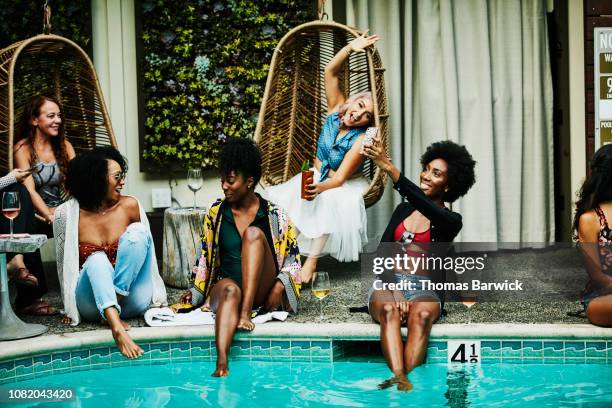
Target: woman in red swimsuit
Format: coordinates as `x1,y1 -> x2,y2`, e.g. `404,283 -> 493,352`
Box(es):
574,144 -> 612,327
364,139 -> 476,391
56,147 -> 167,358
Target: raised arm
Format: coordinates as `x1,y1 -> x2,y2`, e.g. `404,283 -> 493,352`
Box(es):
324,31 -> 380,113
363,137 -> 462,232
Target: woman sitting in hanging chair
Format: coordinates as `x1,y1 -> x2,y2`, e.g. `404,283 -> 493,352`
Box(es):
266,31 -> 380,283
9,95 -> 76,316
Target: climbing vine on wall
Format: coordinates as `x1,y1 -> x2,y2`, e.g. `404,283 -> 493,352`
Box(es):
139,0 -> 315,170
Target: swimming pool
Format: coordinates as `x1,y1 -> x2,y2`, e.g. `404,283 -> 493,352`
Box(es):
1,324 -> 610,406
3,360 -> 611,407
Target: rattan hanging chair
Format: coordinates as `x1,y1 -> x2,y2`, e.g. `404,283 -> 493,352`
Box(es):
0,33 -> 117,174
254,20 -> 389,208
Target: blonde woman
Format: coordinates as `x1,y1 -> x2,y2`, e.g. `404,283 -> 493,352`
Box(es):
266,32 -> 380,283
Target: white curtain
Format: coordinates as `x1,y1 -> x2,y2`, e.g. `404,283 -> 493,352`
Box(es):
332,0 -> 554,243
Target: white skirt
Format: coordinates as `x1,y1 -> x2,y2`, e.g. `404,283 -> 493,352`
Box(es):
264,169 -> 368,262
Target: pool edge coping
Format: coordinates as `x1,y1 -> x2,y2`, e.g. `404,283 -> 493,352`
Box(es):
1,323 -> 610,360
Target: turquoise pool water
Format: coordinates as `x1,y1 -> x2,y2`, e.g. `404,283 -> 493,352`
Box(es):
5,361 -> 611,407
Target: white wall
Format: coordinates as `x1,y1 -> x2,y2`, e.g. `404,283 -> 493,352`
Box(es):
91,0 -> 222,212
568,0 -> 586,202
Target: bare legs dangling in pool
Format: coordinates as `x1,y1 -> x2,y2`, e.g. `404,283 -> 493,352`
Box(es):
210,226 -> 288,377
370,290 -> 440,391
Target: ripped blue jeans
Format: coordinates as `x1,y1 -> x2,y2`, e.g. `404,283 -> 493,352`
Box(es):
76,223 -> 154,321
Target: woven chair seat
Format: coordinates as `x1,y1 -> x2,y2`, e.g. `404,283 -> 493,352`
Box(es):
0,34 -> 117,174
254,21 -> 389,208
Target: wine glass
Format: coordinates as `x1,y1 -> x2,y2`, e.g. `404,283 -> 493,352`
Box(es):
461,294 -> 477,325
311,271 -> 331,320
2,191 -> 20,239
187,168 -> 203,210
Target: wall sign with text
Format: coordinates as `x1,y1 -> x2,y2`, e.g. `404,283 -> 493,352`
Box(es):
595,28 -> 612,149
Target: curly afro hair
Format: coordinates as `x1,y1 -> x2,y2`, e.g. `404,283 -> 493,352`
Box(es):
420,140 -> 476,202
65,146 -> 128,210
219,137 -> 262,184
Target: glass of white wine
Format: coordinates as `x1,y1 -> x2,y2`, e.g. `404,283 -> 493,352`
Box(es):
461,295 -> 477,325
187,168 -> 203,210
311,271 -> 331,320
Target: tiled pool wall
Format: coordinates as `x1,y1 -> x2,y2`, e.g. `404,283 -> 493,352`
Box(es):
1,339 -> 610,384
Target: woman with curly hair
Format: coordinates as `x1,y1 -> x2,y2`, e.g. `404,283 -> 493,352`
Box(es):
10,95 -> 76,316
180,137 -> 302,377
573,144 -> 612,327
363,139 -> 476,391
266,32 -> 380,283
55,146 -> 167,358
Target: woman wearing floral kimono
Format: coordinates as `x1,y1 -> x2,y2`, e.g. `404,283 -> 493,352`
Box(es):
180,137 -> 302,377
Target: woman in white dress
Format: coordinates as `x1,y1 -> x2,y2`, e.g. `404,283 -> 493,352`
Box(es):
266,31 -> 380,283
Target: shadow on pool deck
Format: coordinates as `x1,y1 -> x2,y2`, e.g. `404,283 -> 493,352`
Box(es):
10,245 -> 592,336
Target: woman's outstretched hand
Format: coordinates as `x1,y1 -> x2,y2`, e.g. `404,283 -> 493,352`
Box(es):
362,137 -> 387,167
363,137 -> 400,182
349,30 -> 381,53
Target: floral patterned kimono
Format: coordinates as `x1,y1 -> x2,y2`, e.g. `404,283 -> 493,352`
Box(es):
189,196 -> 302,312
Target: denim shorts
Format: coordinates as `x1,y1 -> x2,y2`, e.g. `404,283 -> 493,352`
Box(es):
368,273 -> 441,310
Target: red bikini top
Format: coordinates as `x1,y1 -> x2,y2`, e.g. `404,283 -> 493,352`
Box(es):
79,240 -> 119,269
393,221 -> 431,243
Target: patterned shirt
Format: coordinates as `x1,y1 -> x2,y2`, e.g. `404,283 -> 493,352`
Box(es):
190,196 -> 302,311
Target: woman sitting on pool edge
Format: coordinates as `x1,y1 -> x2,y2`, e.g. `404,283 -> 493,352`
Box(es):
573,143 -> 612,327
363,139 -> 476,391
179,137 -> 302,377
54,147 -> 167,358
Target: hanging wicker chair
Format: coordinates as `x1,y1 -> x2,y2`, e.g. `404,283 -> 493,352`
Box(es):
254,20 -> 389,208
0,34 -> 117,174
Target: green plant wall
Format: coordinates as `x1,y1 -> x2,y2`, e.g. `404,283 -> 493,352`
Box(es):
139,0 -> 315,170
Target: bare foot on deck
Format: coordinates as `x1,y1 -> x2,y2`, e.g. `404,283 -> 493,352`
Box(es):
112,328 -> 143,359
237,314 -> 255,331
212,363 -> 229,377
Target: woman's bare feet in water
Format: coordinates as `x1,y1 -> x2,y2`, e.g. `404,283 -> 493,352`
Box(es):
212,361 -> 229,377
378,374 -> 413,392
237,314 -> 255,331
111,328 -> 143,359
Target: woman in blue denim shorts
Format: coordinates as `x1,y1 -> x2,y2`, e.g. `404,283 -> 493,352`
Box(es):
364,139 -> 476,391
54,147 -> 167,359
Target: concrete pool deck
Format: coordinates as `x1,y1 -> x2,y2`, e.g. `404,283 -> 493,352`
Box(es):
3,248 -> 610,359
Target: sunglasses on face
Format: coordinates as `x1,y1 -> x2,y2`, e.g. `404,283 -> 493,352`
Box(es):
111,171 -> 127,181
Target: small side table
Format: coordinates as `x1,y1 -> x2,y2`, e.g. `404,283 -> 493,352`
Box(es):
0,234 -> 48,340
162,207 -> 207,288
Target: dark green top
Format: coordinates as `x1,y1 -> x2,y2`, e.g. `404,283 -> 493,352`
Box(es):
218,198 -> 269,288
